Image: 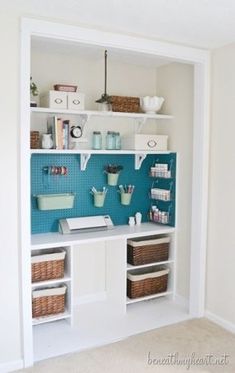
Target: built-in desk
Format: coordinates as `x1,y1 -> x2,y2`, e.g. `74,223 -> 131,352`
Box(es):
31,222 -> 175,250
31,222 -> 189,362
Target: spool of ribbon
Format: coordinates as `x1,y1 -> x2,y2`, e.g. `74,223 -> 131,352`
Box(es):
43,166 -> 68,175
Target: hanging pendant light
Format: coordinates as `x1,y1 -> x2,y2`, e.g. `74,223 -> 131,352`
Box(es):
96,50 -> 112,110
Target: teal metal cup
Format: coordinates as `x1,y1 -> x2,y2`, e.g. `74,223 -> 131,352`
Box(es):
121,192 -> 132,205
94,192 -> 106,207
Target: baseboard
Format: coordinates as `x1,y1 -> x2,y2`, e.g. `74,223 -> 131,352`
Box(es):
174,294 -> 189,310
205,310 -> 235,334
74,291 -> 107,306
0,359 -> 23,373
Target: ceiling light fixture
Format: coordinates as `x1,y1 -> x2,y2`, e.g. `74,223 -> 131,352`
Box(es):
96,50 -> 112,111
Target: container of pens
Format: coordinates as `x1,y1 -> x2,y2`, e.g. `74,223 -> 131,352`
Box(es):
119,185 -> 134,206
90,187 -> 107,208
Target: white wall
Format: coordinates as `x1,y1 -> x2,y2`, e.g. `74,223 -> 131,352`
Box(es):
156,63 -> 194,300
0,13 -> 22,369
206,43 -> 235,326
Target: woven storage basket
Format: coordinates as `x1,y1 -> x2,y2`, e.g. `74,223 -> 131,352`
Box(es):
127,267 -> 169,299
127,236 -> 170,266
110,96 -> 140,113
31,249 -> 66,283
30,131 -> 40,149
32,285 -> 66,318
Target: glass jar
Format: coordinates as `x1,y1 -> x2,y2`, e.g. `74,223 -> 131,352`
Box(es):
106,131 -> 115,150
92,131 -> 102,150
115,132 -> 121,150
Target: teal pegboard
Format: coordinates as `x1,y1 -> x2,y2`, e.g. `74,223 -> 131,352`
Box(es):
31,153 -> 176,233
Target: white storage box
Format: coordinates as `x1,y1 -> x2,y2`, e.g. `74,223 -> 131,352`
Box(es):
40,90 -> 67,109
67,92 -> 85,110
122,134 -> 168,151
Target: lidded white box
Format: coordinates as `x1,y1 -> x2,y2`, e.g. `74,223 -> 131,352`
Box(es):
67,92 -> 85,110
40,90 -> 67,109
122,134 -> 168,151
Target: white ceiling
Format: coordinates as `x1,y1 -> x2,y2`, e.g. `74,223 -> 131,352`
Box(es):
8,0 -> 235,49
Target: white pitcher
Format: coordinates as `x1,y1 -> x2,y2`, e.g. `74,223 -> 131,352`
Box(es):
42,133 -> 53,149
140,96 -> 165,114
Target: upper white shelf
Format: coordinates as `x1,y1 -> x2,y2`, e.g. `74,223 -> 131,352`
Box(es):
30,107 -> 173,120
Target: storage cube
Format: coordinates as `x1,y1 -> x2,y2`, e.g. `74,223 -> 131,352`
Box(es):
127,236 -> 170,265
67,92 -> 85,110
40,90 -> 67,109
122,134 -> 168,151
32,285 -> 67,318
31,249 -> 66,282
127,267 -> 169,299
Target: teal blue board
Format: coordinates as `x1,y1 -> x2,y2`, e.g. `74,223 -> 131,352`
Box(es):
31,153 -> 176,233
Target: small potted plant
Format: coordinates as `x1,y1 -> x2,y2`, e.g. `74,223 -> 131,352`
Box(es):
30,77 -> 39,107
104,164 -> 123,186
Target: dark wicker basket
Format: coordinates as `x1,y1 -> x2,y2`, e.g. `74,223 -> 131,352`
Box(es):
31,250 -> 66,283
127,268 -> 169,299
110,95 -> 140,113
32,286 -> 66,318
127,236 -> 170,266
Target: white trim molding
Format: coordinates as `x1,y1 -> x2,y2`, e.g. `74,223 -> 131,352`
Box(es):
0,359 -> 23,373
205,310 -> 235,334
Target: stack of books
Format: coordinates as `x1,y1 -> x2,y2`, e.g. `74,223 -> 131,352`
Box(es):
47,116 -> 70,149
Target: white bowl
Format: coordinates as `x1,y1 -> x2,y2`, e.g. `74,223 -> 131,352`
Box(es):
140,96 -> 164,114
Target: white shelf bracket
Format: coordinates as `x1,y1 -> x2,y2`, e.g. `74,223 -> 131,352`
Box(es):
135,118 -> 147,134
135,153 -> 147,170
80,153 -> 91,171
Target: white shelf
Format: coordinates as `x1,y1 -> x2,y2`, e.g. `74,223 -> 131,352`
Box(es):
126,291 -> 172,304
32,309 -> 71,325
30,149 -> 171,155
31,223 -> 175,250
31,107 -> 173,120
31,275 -> 71,288
30,149 -> 171,170
126,260 -> 174,271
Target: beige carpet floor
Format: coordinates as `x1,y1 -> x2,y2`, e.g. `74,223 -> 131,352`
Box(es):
18,318 -> 235,373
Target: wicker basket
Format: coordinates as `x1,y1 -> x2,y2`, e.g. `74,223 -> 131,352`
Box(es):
54,84 -> 77,92
127,236 -> 170,266
30,131 -> 40,149
32,285 -> 66,318
31,249 -> 66,283
110,96 -> 140,113
127,267 -> 169,299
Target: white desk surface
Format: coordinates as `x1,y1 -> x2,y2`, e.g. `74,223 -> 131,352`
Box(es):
31,222 -> 175,250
